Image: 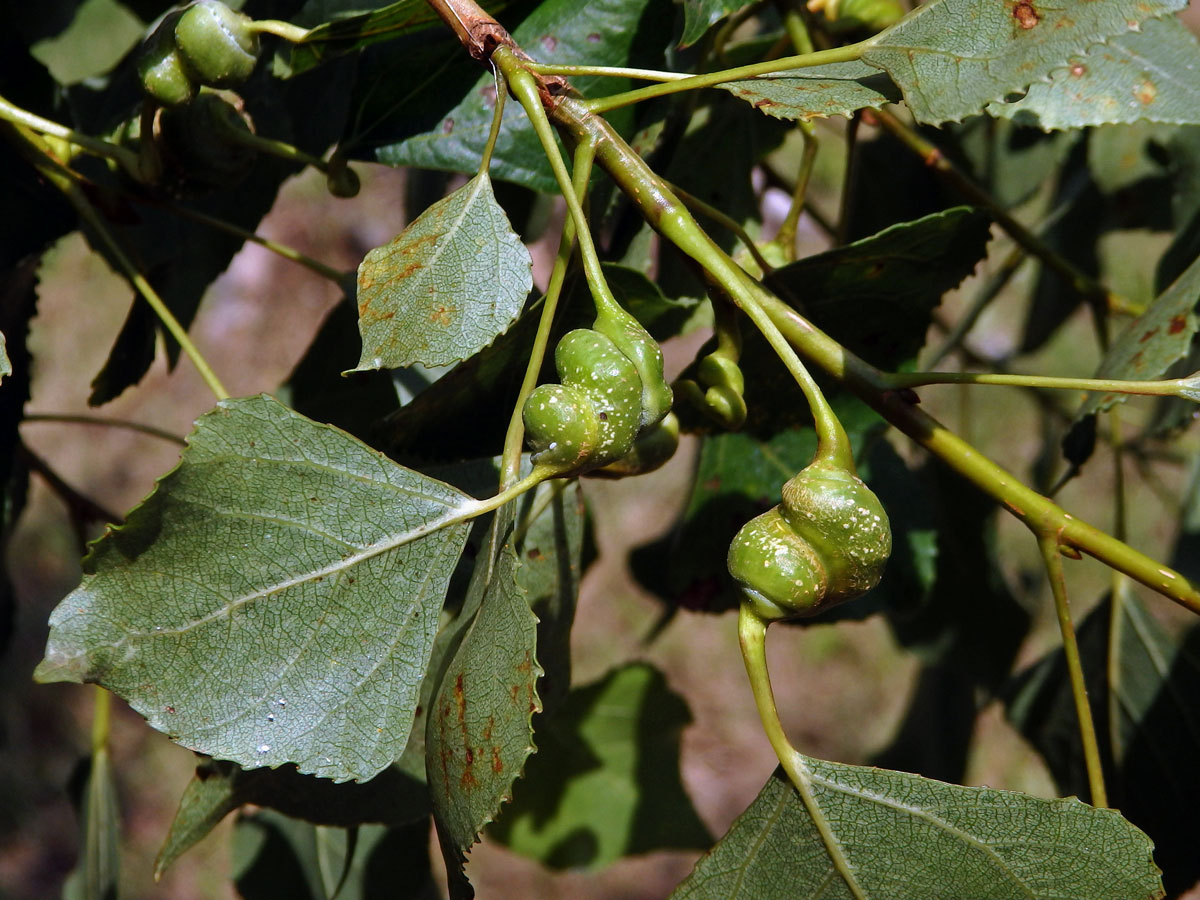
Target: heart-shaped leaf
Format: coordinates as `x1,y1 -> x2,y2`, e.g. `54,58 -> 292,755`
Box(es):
36,394 -> 473,783
671,764 -> 1162,899
864,0 -> 1187,124
354,173 -> 533,370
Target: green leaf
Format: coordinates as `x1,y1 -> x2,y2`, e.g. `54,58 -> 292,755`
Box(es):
373,0 -> 668,191
233,813 -> 438,900
1077,247 -> 1200,418
987,17 -> 1200,129
679,0 -> 752,47
490,663 -> 710,870
426,509 -> 541,874
765,206 -> 994,370
1006,592 -> 1200,895
354,174 -> 533,370
720,60 -> 901,121
288,0 -> 512,75
863,0 -> 1187,125
63,748 -> 120,900
512,480 -> 586,718
0,330 -> 9,384
154,757 -> 429,878
34,394 -> 473,783
669,765 -> 1162,900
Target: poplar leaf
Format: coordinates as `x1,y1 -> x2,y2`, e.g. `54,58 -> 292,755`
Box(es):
671,764 -> 1162,900
35,394 -> 473,783
988,16 -> 1200,129
863,0 -> 1187,125
354,174 -> 532,370
720,60 -> 900,121
1077,247 -> 1200,418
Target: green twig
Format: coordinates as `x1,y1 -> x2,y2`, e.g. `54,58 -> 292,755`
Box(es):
869,106 -> 1133,316
0,94 -> 139,176
498,141 -> 591,488
583,39 -> 877,113
247,18 -> 311,42
884,370 -> 1200,400
1039,534 -> 1108,808
23,413 -> 187,446
165,204 -> 350,286
665,180 -> 774,275
478,66 -> 508,174
15,134 -> 230,400
738,604 -> 868,899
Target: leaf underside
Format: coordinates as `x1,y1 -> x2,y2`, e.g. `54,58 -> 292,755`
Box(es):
864,0 -> 1188,125
670,763 -> 1162,899
354,173 -> 533,370
35,394 -> 472,783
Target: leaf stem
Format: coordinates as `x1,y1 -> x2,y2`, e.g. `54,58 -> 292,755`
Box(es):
583,40 -> 877,114
165,203 -> 350,287
13,133 -> 230,400
23,413 -> 187,446
738,604 -> 868,900
37,158 -> 230,401
247,19 -> 311,42
499,49 -> 627,325
884,370 -> 1199,400
0,94 -> 139,175
665,180 -> 774,275
478,66 -> 508,174
1038,535 -> 1108,808
527,63 -> 691,82
868,106 -> 1133,316
498,144 -> 589,488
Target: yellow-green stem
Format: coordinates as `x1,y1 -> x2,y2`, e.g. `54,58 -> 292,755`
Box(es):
91,687 -> 112,756
23,413 -> 187,446
26,140 -> 230,400
248,19 -> 311,42
584,39 -> 877,113
168,204 -> 349,286
738,604 -> 867,900
0,94 -> 139,175
870,106 -> 1133,317
885,370 -> 1199,400
498,141 -> 592,487
501,51 -> 627,325
1038,535 -> 1108,808
478,66 -> 508,174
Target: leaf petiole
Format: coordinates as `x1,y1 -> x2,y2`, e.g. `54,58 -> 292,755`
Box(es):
583,39 -> 877,114
884,369 -> 1200,401
738,604 -> 869,900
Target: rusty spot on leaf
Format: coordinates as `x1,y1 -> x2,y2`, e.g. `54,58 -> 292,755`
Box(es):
1139,327 -> 1160,343
541,35 -> 557,52
492,747 -> 504,773
1070,64 -> 1087,77
754,98 -> 775,109
465,747 -> 474,764
1134,79 -> 1157,105
1012,1 -> 1040,29
455,673 -> 467,723
527,547 -> 545,561
460,768 -> 477,789
587,32 -> 601,42
1169,315 -> 1188,334
516,652 -> 533,674
443,118 -> 455,135
430,305 -> 456,326
483,716 -> 494,741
